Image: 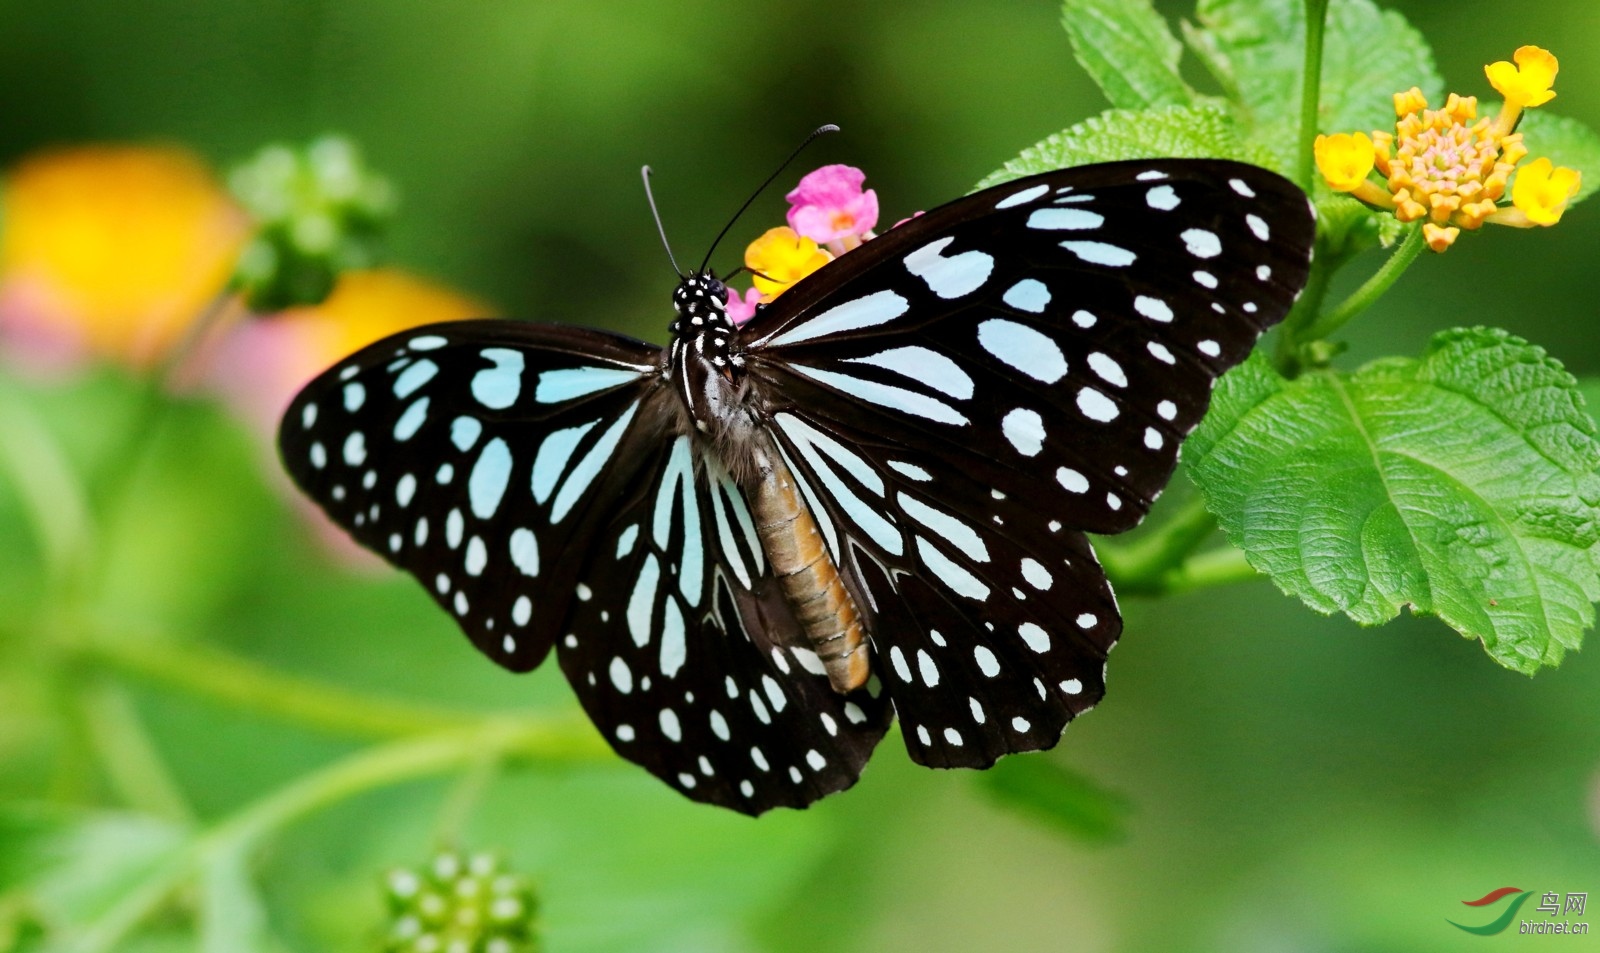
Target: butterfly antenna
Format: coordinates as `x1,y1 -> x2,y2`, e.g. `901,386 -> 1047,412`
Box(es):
699,123 -> 839,274
641,165 -> 684,278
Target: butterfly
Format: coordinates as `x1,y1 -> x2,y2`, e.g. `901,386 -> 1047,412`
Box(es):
280,157 -> 1314,815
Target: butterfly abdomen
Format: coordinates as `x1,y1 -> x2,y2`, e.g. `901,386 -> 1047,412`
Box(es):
749,435 -> 871,693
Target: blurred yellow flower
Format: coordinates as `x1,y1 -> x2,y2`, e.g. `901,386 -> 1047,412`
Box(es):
0,146 -> 248,368
205,268 -> 490,435
745,226 -> 832,301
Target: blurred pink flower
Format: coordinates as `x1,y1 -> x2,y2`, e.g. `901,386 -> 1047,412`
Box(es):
785,164 -> 878,252
724,285 -> 762,325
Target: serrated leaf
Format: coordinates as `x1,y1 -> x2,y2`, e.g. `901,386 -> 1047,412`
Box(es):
976,758 -> 1130,843
1187,328 -> 1600,674
976,102 -> 1270,189
1187,0 -> 1441,177
1514,110 -> 1600,203
1061,0 -> 1194,110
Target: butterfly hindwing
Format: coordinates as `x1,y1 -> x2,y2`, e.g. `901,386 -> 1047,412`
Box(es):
280,321 -> 665,672
763,408 -> 1118,768
555,433 -> 893,813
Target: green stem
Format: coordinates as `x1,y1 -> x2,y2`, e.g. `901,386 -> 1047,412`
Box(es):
76,677 -> 194,823
432,749 -> 503,846
205,721 -> 601,852
1297,0 -> 1331,190
1301,224 -> 1427,341
69,720 -> 607,953
91,290 -> 239,583
1271,243 -> 1336,377
0,391 -> 95,589
1096,495 -> 1219,590
1156,545 -> 1261,595
80,636 -> 491,739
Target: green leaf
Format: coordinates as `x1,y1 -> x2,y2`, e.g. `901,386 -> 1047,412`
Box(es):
1514,110 -> 1600,203
197,849 -> 269,953
1188,328 -> 1600,674
1060,0 -> 1193,110
976,758 -> 1130,843
1185,0 -> 1441,176
0,805 -> 189,943
976,102 -> 1271,189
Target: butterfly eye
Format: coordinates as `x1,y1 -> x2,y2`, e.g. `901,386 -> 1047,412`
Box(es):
281,158 -> 1314,814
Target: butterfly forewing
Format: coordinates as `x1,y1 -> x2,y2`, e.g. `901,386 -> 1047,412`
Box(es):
740,159 -> 1314,765
743,159 -> 1314,533
280,322 -> 665,671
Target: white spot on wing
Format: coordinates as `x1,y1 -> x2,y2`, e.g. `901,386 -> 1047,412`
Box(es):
765,289 -> 909,346
468,438 -> 512,519
1027,208 -> 1103,230
472,348 -> 524,409
1060,241 -> 1136,266
1077,387 -> 1119,422
904,236 -> 994,299
995,183 -> 1049,208
1018,622 -> 1051,653
1134,295 -> 1173,323
1086,352 -> 1126,387
1057,467 -> 1089,493
609,657 -> 633,693
1002,278 -> 1051,313
1145,185 -> 1179,210
1181,228 -> 1222,258
788,364 -> 967,426
509,528 -> 539,576
915,536 -> 990,601
1001,408 -> 1045,456
534,366 -> 640,404
844,346 -> 974,399
977,319 -> 1067,384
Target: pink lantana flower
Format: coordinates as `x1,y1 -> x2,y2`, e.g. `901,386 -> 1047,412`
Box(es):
785,164 -> 879,254
725,285 -> 762,325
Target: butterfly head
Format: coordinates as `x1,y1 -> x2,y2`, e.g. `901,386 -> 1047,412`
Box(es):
668,271 -> 751,440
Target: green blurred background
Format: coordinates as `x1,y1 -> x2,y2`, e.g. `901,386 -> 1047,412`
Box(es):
1,1 -> 1597,951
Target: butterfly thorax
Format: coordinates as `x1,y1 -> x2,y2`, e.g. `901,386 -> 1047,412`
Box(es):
666,273 -> 751,442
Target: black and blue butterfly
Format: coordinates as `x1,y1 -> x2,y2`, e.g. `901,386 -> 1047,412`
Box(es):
280,156 -> 1314,814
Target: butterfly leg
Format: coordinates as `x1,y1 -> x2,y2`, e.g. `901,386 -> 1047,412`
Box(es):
748,435 -> 871,693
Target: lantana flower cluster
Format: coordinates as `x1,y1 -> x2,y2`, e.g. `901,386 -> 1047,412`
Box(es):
724,164 -> 888,324
1314,45 -> 1582,252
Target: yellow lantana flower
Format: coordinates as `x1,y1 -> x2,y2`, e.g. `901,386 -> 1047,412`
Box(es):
1313,46 -> 1581,252
1486,45 -> 1559,115
1509,157 -> 1582,225
745,227 -> 832,301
